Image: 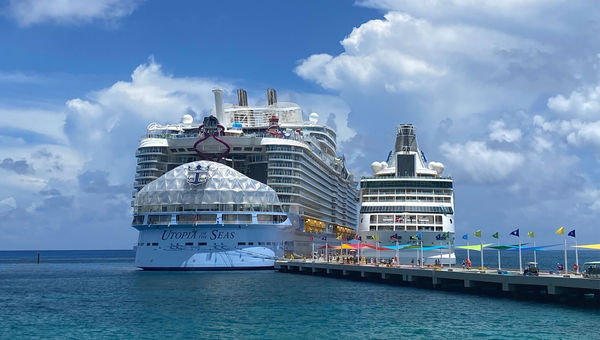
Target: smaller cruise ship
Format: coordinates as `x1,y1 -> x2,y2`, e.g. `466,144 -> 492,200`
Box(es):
358,124 -> 455,265
132,160 -> 294,270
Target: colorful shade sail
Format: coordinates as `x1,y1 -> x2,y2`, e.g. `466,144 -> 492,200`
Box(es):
456,244 -> 493,251
574,244 -> 600,250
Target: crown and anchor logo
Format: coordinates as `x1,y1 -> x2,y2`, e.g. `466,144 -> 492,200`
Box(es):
186,164 -> 211,185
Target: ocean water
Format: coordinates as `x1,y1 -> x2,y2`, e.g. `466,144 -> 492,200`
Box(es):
0,250 -> 599,340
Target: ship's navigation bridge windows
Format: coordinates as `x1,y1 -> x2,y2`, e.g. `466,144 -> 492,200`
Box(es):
132,215 -> 144,225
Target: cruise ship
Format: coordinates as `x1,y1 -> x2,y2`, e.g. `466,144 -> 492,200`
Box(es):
132,88 -> 358,262
358,124 -> 455,265
133,161 -> 294,270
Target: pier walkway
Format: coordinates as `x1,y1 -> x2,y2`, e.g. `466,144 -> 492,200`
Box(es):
275,260 -> 600,305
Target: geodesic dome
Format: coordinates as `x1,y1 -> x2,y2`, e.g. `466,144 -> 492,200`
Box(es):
134,161 -> 280,208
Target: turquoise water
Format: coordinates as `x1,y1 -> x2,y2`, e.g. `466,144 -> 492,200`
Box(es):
0,250 -> 599,339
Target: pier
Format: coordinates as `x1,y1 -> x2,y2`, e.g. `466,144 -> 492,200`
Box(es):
275,261 -> 600,306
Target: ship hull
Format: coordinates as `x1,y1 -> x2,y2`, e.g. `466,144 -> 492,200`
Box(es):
135,224 -> 294,270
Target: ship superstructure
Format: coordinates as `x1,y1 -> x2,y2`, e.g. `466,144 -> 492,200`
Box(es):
133,88 -> 358,256
358,124 -> 455,265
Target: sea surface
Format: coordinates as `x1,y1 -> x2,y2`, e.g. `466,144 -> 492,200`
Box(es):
1,249 -> 599,339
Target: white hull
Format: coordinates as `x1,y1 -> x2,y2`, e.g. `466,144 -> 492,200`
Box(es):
135,224 -> 293,270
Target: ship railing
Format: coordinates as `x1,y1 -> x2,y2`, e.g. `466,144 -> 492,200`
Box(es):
360,175 -> 453,180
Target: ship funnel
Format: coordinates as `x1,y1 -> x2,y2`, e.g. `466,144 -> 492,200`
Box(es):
212,89 -> 224,122
267,88 -> 277,105
237,88 -> 248,106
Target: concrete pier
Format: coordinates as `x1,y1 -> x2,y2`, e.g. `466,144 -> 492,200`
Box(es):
276,261 -> 600,306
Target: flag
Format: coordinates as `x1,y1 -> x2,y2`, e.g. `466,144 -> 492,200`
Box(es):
321,236 -> 327,241
474,230 -> 481,238
492,232 -> 499,239
510,229 -> 519,237
527,231 -> 534,238
568,229 -> 576,238
390,233 -> 398,241
336,235 -> 342,240
443,232 -> 450,239
372,234 -> 379,240
309,236 -> 314,241
462,234 -> 468,240
555,226 -> 565,235
354,234 -> 360,240
435,234 -> 441,240
410,232 -> 422,241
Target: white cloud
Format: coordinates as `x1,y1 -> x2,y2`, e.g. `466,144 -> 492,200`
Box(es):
547,85 -> 600,120
488,120 -> 521,143
65,58 -> 231,184
0,107 -> 67,144
296,11 -> 544,96
8,0 -> 142,26
440,141 -> 524,182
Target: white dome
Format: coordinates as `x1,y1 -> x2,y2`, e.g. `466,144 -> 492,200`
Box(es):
134,161 -> 281,210
182,114 -> 193,124
370,161 -> 382,174
428,161 -> 445,175
309,112 -> 319,124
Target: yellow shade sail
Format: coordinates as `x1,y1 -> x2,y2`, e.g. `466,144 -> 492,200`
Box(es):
456,244 -> 493,251
574,244 -> 600,250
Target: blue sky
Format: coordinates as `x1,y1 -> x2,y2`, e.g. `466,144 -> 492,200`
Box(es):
1,0 -> 600,249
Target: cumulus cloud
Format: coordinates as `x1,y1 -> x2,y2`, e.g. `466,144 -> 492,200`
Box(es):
8,0 -> 142,26
65,58 -> 231,184
440,141 -> 524,182
488,120 -> 521,143
296,11 -> 544,98
547,85 -> 600,120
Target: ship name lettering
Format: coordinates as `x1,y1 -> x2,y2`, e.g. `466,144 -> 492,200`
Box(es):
210,230 -> 235,240
161,230 -> 198,240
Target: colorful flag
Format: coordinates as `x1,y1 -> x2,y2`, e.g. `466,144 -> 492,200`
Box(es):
390,233 -> 398,241
309,236 -> 314,241
555,226 -> 565,235
443,232 -> 450,239
435,234 -> 442,240
411,232 -> 422,240
474,230 -> 482,238
492,232 -> 499,239
527,231 -> 534,238
321,236 -> 327,241
372,234 -> 379,240
568,230 -> 576,237
510,229 -> 519,237
462,234 -> 468,240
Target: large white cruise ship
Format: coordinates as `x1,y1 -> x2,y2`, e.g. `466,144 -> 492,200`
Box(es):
358,124 -> 456,265
133,160 -> 294,270
132,88 -> 358,260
